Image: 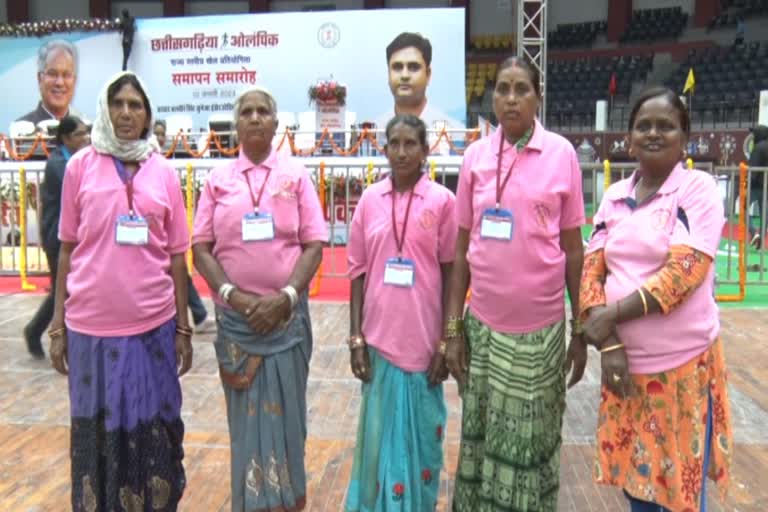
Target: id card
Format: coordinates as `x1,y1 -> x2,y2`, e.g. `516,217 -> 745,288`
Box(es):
242,212 -> 274,241
116,215 -> 149,246
480,208 -> 513,240
383,257 -> 415,287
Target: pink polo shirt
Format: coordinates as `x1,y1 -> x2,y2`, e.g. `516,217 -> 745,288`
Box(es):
58,146 -> 190,337
192,147 -> 326,303
586,164 -> 724,373
348,174 -> 457,372
456,121 -> 585,333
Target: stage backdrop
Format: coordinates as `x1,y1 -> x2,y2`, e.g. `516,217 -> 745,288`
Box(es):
131,9 -> 465,130
0,8 -> 465,134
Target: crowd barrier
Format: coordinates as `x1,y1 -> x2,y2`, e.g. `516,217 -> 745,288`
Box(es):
1,158 -> 762,303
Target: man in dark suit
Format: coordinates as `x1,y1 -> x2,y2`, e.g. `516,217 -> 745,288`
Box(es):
16,40 -> 80,126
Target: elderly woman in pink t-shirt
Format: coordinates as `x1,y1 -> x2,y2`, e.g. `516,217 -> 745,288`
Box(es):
192,86 -> 325,512
344,114 -> 457,511
48,71 -> 192,511
444,57 -> 587,511
580,87 -> 733,512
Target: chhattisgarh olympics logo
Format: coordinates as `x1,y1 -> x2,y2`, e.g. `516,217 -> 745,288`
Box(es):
318,22 -> 340,48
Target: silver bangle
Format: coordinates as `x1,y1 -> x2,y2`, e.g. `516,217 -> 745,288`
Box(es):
218,283 -> 235,303
280,285 -> 298,308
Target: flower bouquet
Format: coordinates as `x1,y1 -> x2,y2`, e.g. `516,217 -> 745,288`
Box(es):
308,79 -> 347,106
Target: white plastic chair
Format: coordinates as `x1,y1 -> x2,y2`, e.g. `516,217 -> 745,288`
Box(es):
8,120 -> 36,155
207,113 -> 234,152
165,114 -> 194,140
296,111 -> 317,152
37,119 -> 59,135
344,111 -> 357,148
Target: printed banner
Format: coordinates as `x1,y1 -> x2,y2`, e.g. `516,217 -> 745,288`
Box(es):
0,32 -> 123,133
0,8 -> 465,137
131,9 -> 466,133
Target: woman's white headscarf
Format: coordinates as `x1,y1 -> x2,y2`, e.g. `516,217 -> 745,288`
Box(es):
90,71 -> 158,161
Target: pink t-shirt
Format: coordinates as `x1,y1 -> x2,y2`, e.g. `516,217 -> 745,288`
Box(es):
348,174 -> 457,372
586,164 -> 724,373
456,121 -> 585,333
192,148 -> 326,303
58,146 -> 190,337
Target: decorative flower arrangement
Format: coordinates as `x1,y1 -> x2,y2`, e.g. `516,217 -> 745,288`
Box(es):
0,18 -> 123,37
180,173 -> 209,197
308,80 -> 347,106
0,179 -> 37,209
323,175 -> 365,198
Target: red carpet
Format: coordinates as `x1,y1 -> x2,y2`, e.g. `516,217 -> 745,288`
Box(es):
722,222 -> 747,241
0,246 -> 351,301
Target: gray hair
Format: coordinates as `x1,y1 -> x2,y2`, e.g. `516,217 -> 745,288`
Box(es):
232,85 -> 277,124
37,39 -> 78,75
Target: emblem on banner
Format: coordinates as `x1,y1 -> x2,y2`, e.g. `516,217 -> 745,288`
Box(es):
744,132 -> 754,160
318,22 -> 340,48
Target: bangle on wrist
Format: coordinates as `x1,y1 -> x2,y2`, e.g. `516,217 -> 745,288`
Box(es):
280,285 -> 299,309
638,288 -> 649,316
218,283 -> 236,303
438,340 -> 447,355
348,335 -> 366,350
176,325 -> 193,337
599,342 -> 624,353
48,327 -> 66,339
570,318 -> 584,335
444,316 -> 464,339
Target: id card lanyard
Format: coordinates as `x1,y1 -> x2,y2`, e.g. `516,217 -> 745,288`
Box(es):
479,129 -> 531,241
113,157 -> 140,217
392,178 -> 416,260
245,167 -> 273,214
383,178 -> 418,287
495,135 -> 517,211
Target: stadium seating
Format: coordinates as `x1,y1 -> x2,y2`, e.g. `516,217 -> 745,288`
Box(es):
547,20 -> 607,50
665,41 -> 768,126
621,7 -> 688,44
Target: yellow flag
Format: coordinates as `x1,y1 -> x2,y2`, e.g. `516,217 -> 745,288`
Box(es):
683,68 -> 695,94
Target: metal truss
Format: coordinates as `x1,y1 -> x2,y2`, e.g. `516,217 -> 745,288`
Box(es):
517,0 -> 548,122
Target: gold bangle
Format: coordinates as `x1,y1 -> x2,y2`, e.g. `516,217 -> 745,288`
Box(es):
444,316 -> 464,338
638,288 -> 649,316
570,318 -> 584,335
48,327 -> 66,339
443,329 -> 459,339
446,315 -> 464,329
600,343 -> 625,353
348,335 -> 366,350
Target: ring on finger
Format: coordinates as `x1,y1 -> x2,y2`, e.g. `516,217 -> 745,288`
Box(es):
612,373 -> 622,383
